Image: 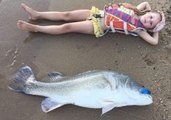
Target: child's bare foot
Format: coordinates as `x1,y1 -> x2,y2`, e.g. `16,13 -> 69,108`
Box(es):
21,3 -> 39,20
17,20 -> 37,32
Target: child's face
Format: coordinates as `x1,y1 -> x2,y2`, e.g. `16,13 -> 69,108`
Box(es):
140,12 -> 161,30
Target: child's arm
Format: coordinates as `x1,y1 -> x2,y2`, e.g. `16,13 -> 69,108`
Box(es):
137,31 -> 159,45
136,2 -> 151,12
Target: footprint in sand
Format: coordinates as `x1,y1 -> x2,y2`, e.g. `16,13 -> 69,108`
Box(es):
142,53 -> 157,66
164,44 -> 171,64
166,54 -> 171,64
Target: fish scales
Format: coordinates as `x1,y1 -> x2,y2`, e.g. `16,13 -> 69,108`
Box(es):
30,71 -> 112,97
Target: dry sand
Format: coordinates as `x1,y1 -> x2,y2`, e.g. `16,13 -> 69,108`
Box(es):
0,0 -> 170,120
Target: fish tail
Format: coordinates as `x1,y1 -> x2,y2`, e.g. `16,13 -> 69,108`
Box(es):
8,66 -> 36,94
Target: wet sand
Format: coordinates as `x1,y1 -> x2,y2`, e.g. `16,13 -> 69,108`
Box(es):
0,0 -> 170,120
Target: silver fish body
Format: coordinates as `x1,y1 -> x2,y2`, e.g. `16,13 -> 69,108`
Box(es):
9,66 -> 152,114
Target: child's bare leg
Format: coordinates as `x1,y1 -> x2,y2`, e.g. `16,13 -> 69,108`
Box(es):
21,3 -> 90,21
17,20 -> 94,35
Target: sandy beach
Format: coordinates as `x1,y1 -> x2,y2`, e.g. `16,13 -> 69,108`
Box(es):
0,0 -> 170,120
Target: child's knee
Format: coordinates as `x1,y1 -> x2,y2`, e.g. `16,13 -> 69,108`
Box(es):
63,12 -> 72,21
62,24 -> 73,32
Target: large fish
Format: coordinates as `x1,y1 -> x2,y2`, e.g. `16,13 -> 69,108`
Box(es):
9,66 -> 152,114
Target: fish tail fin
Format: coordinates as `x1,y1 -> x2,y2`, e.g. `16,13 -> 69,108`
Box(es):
8,66 -> 36,94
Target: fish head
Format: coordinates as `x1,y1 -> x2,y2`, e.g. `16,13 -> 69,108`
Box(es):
122,77 -> 153,106
109,72 -> 153,106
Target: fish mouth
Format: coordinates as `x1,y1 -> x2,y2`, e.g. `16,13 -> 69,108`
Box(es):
148,94 -> 153,99
145,94 -> 153,102
146,94 -> 152,99
148,96 -> 153,104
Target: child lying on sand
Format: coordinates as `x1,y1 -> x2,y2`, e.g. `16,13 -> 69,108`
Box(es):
17,2 -> 165,45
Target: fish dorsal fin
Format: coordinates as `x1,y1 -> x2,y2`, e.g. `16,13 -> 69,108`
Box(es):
48,72 -> 64,82
102,104 -> 115,115
41,98 -> 64,113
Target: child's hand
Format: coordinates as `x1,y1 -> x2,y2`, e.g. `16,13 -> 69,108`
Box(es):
138,9 -> 151,15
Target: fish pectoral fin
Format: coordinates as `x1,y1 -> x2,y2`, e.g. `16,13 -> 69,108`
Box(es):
41,98 -> 64,113
102,104 -> 115,115
48,72 -> 64,82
